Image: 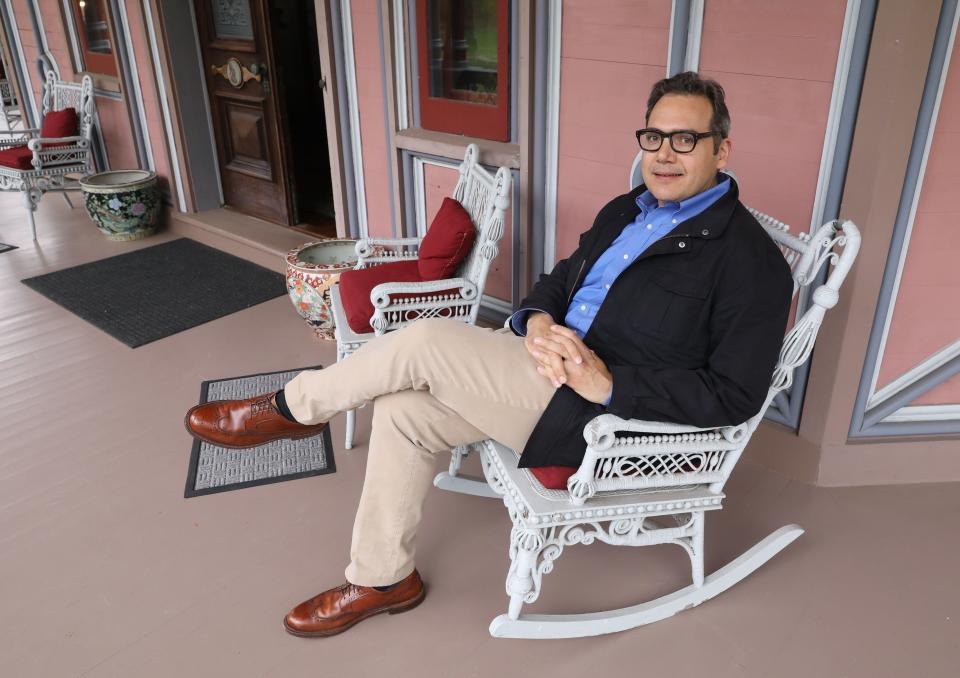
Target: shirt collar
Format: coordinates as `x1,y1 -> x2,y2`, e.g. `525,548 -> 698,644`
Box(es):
635,174 -> 731,222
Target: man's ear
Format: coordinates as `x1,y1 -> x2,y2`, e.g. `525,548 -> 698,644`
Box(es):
715,137 -> 732,170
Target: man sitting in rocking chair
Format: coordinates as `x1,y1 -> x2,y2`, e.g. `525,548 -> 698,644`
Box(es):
184,72 -> 793,638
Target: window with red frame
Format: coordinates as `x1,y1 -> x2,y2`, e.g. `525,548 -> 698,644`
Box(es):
68,0 -> 118,78
416,0 -> 510,142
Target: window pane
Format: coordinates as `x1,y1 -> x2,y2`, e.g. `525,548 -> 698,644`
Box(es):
77,0 -> 113,55
211,0 -> 254,41
426,0 -> 500,107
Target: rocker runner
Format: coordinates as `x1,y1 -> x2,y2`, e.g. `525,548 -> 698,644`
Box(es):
185,72 -> 793,638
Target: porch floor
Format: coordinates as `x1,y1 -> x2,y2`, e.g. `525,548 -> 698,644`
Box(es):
1,193 -> 957,677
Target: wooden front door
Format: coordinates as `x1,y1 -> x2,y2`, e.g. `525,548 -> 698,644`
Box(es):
195,0 -> 292,224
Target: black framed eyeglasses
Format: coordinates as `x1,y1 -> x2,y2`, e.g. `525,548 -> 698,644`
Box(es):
635,128 -> 721,153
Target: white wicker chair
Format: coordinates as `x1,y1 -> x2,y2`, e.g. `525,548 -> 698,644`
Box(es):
434,173 -> 861,638
0,78 -> 22,129
329,143 -> 512,449
0,71 -> 96,241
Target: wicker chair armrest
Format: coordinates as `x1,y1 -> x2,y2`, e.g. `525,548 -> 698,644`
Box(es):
367,278 -> 478,335
563,414 -> 750,506
0,135 -> 31,150
583,413 -> 748,449
27,136 -> 87,150
355,237 -> 422,268
369,278 -> 476,306
0,127 -> 39,136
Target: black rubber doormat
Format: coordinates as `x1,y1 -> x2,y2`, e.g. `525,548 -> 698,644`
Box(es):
184,366 -> 335,498
0,243 -> 17,254
21,238 -> 285,347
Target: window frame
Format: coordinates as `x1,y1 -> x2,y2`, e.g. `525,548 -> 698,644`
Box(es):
66,0 -> 119,78
415,0 -> 510,142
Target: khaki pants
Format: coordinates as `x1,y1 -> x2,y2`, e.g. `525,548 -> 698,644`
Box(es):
284,318 -> 555,586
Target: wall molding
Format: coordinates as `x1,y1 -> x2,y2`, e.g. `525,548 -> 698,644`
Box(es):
340,0 -> 367,239
1,0 -> 38,125
850,0 -> 960,437
683,0 -> 704,72
27,0 -> 59,79
142,0 -> 186,212
541,0 -> 561,273
112,0 -> 153,171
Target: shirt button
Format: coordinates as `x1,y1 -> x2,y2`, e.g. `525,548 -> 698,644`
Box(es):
672,218 -> 678,224
605,284 -> 611,289
623,254 -> 629,259
580,305 -> 586,311
646,223 -> 652,230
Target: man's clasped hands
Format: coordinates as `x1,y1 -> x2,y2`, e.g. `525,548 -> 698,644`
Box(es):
523,312 -> 614,405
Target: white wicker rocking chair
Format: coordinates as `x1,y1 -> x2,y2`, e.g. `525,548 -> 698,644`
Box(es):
433,176 -> 861,638
0,71 -> 96,241
330,143 -> 512,450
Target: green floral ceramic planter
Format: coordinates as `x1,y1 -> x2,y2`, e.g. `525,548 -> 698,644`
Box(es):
80,170 -> 161,241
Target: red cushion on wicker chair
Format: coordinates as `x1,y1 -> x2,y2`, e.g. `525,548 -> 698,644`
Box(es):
340,260 -> 423,334
39,108 -> 78,148
417,197 -> 476,279
0,145 -> 33,170
529,465 -> 578,490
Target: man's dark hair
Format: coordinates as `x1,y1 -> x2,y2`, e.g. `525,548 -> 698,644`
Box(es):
645,71 -> 730,152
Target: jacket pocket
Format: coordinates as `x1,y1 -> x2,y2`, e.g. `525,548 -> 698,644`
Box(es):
633,270 -> 709,341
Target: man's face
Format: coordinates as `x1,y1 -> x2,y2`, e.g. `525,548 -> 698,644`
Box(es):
640,94 -> 731,205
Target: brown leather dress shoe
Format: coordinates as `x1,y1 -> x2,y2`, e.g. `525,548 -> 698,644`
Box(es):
283,570 -> 426,637
184,392 -> 327,449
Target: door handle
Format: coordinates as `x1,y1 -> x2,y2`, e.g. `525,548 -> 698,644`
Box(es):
211,57 -> 263,89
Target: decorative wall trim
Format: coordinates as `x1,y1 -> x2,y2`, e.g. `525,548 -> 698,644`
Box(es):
340,0 -> 368,239
391,0 -> 408,130
763,0 -> 876,429
27,0 -> 59,79
542,0 -> 561,273
667,0 -> 691,77
883,404 -> 960,424
1,0 -> 38,125
683,0 -> 704,72
59,0 -> 83,72
142,0 -> 186,212
850,0 -> 960,437
377,0 -> 397,238
113,0 -> 154,171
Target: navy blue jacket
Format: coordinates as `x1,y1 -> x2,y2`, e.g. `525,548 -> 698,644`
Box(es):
515,178 -> 793,469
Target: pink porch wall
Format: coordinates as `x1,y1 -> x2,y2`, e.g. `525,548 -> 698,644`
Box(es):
874,38 -> 960,405
699,0 -> 845,231
422,163 -> 512,302
351,0 -> 392,238
553,0 -> 670,261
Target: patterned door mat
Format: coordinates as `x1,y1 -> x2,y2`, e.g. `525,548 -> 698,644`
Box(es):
0,243 -> 17,254
184,367 -> 335,498
21,238 -> 286,347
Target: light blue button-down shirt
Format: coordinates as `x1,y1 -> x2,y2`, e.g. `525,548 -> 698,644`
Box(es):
510,176 -> 730,404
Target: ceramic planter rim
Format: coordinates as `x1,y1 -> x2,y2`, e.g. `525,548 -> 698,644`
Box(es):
285,239 -> 359,272
80,169 -> 157,193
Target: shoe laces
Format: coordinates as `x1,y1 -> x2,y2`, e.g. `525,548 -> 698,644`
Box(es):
250,395 -> 275,416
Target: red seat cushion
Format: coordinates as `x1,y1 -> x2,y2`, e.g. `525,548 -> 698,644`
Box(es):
0,144 -> 33,170
417,197 -> 476,279
529,465 -> 578,490
39,108 -> 78,148
339,260 -> 424,334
